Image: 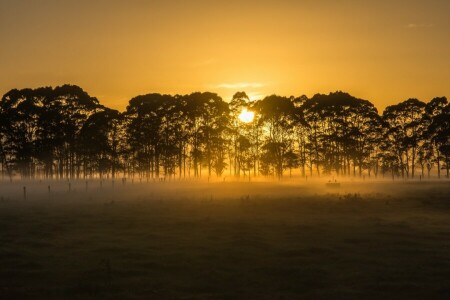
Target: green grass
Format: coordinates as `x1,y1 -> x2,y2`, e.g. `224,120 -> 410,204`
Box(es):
0,181 -> 450,299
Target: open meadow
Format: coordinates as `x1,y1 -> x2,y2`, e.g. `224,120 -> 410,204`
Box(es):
1,178 -> 450,299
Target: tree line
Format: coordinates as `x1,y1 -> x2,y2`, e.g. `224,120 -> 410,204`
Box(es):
0,85 -> 449,180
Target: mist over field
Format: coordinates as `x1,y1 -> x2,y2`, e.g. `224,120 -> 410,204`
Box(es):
1,178 -> 450,299
2,0 -> 450,298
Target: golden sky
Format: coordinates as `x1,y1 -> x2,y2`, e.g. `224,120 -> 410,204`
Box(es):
1,0 -> 449,111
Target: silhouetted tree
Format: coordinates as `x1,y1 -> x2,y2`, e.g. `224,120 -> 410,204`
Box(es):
424,97 -> 449,178
79,108 -> 123,178
301,92 -> 381,177
426,98 -> 450,178
0,88 -> 45,178
183,92 -> 229,178
383,99 -> 426,178
1,85 -> 449,180
228,92 -> 251,177
255,95 -> 296,178
39,85 -> 101,179
125,93 -> 173,179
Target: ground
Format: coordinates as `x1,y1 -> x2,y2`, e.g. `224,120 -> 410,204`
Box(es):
0,179 -> 450,299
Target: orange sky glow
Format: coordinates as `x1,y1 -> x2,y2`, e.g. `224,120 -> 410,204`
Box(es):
1,0 -> 449,111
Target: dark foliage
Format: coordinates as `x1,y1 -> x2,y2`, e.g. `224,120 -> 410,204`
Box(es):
0,86 -> 449,179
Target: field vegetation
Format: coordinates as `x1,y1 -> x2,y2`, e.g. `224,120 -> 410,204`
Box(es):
1,179 -> 450,299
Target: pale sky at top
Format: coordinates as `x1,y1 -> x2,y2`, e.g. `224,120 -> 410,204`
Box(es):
1,0 -> 449,111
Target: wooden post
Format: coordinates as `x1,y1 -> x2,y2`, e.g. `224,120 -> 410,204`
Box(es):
23,186 -> 26,200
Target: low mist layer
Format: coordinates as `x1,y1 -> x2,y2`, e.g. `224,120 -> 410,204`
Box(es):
1,179 -> 450,299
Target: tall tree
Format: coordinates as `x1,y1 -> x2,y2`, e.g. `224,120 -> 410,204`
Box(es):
383,99 -> 426,178
0,88 -> 46,178
426,98 -> 450,178
183,92 -> 229,178
79,108 -> 123,178
424,97 -> 448,178
125,93 -> 172,179
255,95 -> 296,178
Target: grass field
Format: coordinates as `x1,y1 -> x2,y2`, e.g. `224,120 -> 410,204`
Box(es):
1,179 -> 450,299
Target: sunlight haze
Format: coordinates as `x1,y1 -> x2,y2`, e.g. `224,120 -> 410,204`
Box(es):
1,0 -> 449,111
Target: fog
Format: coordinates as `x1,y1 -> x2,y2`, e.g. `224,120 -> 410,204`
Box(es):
1,176 -> 449,204
1,177 -> 450,299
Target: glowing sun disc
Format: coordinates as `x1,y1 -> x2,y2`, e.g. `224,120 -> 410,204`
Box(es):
239,108 -> 255,123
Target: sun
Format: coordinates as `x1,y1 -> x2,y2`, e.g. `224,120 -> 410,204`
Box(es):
238,108 -> 255,123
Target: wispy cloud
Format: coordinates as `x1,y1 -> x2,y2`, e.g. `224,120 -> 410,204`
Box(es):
215,82 -> 264,89
246,92 -> 265,101
405,23 -> 435,29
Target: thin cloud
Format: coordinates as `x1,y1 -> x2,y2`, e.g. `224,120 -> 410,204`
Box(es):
246,92 -> 265,101
215,82 -> 264,89
405,23 -> 435,29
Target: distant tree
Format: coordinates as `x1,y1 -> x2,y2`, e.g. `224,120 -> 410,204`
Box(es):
292,95 -> 309,177
40,85 -> 101,179
283,150 -> 299,177
424,97 -> 449,178
301,92 -> 381,177
255,95 -> 296,178
125,93 -> 173,179
427,99 -> 450,178
0,109 -> 7,179
183,92 -> 229,178
0,88 -> 44,178
79,108 -> 123,178
383,99 -> 426,179
1,85 -> 448,180
228,92 -> 251,176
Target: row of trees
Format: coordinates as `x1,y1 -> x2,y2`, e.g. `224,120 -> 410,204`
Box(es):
0,85 -> 449,180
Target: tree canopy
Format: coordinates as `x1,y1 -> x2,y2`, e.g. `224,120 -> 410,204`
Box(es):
1,86 -> 449,180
